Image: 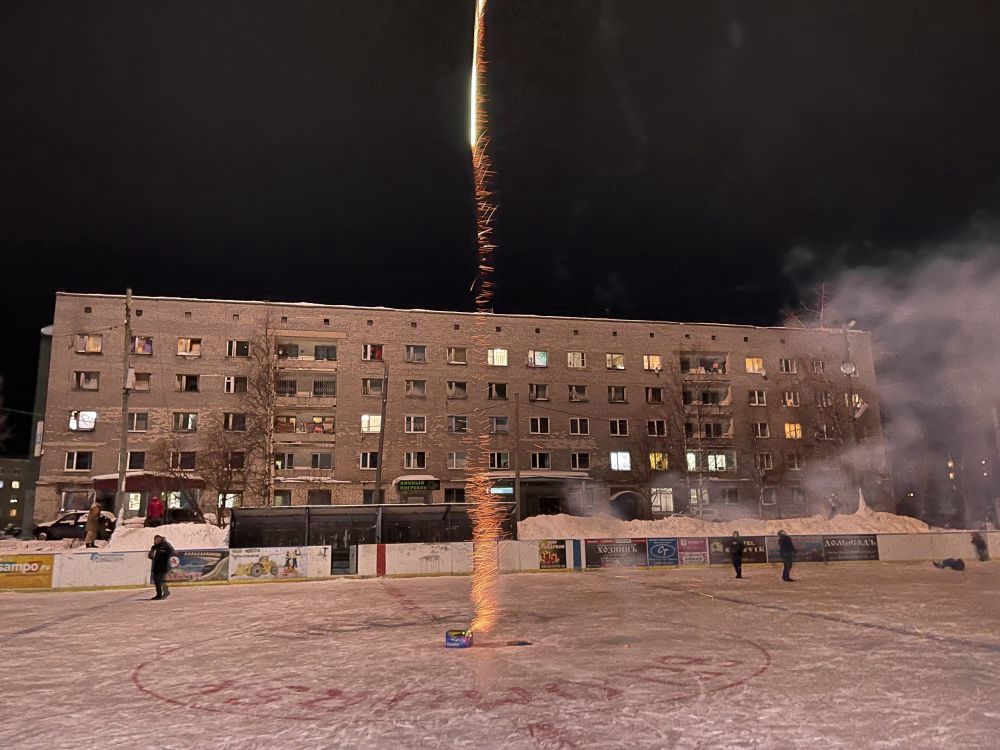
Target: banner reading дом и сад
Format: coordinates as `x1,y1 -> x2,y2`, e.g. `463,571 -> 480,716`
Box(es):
823,534 -> 879,561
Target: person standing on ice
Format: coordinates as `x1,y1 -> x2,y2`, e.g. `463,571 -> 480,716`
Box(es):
148,535 -> 175,600
730,531 -> 746,579
970,532 -> 989,561
778,530 -> 797,582
83,500 -> 102,548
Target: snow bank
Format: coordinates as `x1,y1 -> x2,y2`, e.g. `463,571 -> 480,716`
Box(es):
518,498 -> 929,540
0,538 -> 87,553
108,523 -> 228,551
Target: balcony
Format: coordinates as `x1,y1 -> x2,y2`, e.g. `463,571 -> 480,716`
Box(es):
680,353 -> 729,379
275,393 -> 337,408
682,386 -> 732,413
274,416 -> 336,443
275,340 -> 339,371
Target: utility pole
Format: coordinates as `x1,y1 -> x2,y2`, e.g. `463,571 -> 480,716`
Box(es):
373,361 -> 389,542
114,288 -> 133,521
513,391 -> 521,525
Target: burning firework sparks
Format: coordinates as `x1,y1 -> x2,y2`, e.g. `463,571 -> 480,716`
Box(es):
466,0 -> 505,637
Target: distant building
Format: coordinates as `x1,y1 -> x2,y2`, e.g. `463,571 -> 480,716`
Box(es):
32,292 -> 892,524
0,456 -> 37,532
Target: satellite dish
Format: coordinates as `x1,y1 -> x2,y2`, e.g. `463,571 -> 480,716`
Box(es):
840,362 -> 857,376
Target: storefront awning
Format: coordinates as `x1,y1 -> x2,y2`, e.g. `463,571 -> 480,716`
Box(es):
91,471 -> 206,493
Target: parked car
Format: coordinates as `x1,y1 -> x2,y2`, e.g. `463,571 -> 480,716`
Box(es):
33,510 -> 116,541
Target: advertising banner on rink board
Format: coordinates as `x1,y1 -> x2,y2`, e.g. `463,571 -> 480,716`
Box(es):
585,539 -> 648,568
165,549 -> 229,582
766,535 -> 826,563
229,548 -> 307,581
538,540 -> 567,570
0,554 -> 55,589
708,536 -> 767,565
823,534 -> 879,561
646,538 -> 679,567
678,538 -> 709,565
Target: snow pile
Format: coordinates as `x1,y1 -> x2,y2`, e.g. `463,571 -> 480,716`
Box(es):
108,523 -> 228,551
518,498 -> 930,540
0,538 -> 87,552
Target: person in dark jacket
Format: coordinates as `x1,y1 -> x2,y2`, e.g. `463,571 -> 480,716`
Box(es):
148,535 -> 175,600
778,530 -> 797,582
730,531 -> 746,579
971,532 -> 989,562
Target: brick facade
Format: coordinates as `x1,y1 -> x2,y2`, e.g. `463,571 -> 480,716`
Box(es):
33,292 -> 890,523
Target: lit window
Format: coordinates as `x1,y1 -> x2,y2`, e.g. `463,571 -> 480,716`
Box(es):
487,348 -> 508,366
649,452 -> 668,471
567,351 -> 586,368
610,451 -> 631,471
69,410 -> 97,431
176,338 -> 202,356
527,350 -> 548,367
643,354 -> 662,371
745,357 -> 764,374
686,451 -> 698,471
10,481 -> 20,490
361,414 -> 382,433
129,336 -> 154,355
706,453 -> 729,471
606,353 -> 625,370
75,334 -> 103,354
784,423 -> 803,439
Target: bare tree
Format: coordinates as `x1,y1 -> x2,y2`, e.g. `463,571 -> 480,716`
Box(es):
242,312 -> 278,506
196,421 -> 251,526
148,435 -> 207,523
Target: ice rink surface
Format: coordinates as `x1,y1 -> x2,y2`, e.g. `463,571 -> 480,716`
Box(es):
3,563 -> 999,749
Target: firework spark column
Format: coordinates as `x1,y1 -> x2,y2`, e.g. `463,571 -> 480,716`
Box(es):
466,0 -> 504,638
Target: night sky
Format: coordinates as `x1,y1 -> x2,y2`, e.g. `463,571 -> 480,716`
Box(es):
2,1 -> 1000,451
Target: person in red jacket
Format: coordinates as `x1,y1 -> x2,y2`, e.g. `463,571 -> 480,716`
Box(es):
146,496 -> 165,528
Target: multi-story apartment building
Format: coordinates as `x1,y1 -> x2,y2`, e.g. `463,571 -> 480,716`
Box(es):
0,457 -> 36,532
32,292 -> 891,524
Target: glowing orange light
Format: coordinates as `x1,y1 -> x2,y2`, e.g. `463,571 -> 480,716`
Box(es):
466,0 -> 505,636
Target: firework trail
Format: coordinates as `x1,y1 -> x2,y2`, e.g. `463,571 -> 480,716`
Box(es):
467,0 -> 505,636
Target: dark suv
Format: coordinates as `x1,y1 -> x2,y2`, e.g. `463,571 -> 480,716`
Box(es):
33,510 -> 116,541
